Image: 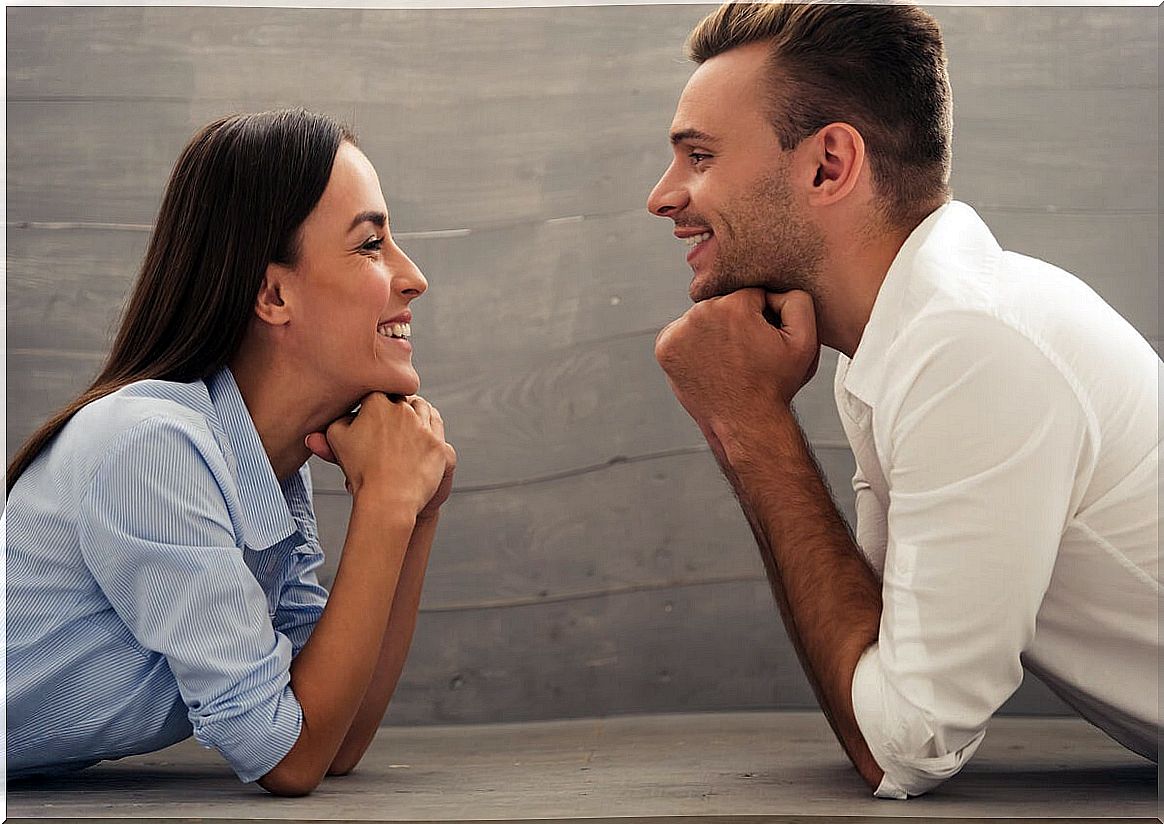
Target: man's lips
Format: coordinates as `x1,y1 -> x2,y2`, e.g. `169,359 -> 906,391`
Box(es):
673,227 -> 714,265
684,233 -> 714,265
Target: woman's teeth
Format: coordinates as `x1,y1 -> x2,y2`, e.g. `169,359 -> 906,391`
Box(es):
684,232 -> 712,247
378,322 -> 411,339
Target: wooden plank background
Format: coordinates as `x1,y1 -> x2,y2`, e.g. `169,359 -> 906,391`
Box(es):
6,4 -> 1158,724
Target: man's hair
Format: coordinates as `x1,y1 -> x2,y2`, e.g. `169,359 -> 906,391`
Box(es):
687,2 -> 952,227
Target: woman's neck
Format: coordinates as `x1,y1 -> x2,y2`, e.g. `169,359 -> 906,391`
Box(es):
228,346 -> 353,482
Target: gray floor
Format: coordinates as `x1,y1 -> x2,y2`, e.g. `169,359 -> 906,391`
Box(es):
7,711 -> 1157,822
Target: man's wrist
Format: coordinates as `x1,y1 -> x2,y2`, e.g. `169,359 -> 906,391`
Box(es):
708,400 -> 800,468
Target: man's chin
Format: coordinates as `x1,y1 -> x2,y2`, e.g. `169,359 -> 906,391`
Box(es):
688,274 -> 728,303
688,272 -> 754,303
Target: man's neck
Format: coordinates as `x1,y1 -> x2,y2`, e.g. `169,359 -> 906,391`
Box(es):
816,209 -> 932,358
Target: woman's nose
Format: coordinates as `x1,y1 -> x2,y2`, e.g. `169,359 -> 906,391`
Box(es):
395,249 -> 428,298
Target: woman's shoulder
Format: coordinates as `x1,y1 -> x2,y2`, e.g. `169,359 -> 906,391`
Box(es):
63,377 -> 223,466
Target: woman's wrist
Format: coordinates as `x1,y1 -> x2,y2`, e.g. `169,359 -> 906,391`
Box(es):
349,488 -> 422,529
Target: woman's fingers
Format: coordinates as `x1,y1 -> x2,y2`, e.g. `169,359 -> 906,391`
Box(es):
304,431 -> 337,463
406,395 -> 432,429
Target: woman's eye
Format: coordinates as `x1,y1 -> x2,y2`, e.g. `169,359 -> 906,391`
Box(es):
361,237 -> 384,253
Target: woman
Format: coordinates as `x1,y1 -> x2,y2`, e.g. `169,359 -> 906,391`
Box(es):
5,109 -> 455,796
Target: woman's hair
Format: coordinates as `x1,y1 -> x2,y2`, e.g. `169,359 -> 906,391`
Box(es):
7,108 -> 357,493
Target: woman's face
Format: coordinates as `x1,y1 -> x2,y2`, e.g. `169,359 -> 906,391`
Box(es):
283,142 -> 427,400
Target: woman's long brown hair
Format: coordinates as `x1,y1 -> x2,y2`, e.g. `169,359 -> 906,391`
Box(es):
7,109 -> 356,494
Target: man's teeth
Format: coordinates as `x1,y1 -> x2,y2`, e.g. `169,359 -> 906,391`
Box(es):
683,232 -> 712,247
378,322 -> 411,339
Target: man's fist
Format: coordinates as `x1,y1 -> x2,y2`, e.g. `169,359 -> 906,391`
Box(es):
654,288 -> 821,428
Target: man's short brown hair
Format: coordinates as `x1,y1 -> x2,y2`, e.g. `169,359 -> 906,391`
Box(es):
687,2 -> 952,227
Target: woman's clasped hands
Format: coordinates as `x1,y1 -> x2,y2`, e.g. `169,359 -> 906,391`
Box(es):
305,393 -> 457,522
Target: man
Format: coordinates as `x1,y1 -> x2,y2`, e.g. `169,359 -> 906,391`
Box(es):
648,2 -> 1159,799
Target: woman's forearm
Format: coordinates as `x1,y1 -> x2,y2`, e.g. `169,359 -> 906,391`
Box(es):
328,512 -> 439,775
258,496 -> 416,796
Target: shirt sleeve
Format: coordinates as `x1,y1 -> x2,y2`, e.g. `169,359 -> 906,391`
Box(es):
852,312 -> 1094,799
272,465 -> 329,655
77,415 -> 304,783
272,548 -> 329,656
852,460 -> 888,568
835,355 -> 889,568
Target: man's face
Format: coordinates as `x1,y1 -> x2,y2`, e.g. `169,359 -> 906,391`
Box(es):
647,42 -> 824,303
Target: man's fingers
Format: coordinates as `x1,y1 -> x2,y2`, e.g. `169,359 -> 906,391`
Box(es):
766,290 -> 822,385
764,290 -> 817,339
722,286 -> 768,309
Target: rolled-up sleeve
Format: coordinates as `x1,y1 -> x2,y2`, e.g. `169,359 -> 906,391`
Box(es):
272,547 -> 329,656
853,312 -> 1094,798
273,466 -> 329,655
78,416 -> 303,783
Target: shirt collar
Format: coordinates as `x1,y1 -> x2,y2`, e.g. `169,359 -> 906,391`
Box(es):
842,200 -> 1001,405
205,367 -> 302,552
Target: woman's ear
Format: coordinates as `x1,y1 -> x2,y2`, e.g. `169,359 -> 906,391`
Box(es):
804,122 -> 866,207
254,262 -> 293,326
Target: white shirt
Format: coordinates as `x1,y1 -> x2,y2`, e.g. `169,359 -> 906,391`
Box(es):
834,201 -> 1160,799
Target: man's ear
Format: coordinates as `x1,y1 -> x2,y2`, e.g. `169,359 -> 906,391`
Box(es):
254,262 -> 293,327
803,122 -> 866,207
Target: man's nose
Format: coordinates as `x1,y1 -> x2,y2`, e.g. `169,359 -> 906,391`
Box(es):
647,166 -> 689,217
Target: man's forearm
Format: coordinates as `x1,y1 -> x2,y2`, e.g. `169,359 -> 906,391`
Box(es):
328,513 -> 438,775
709,403 -> 884,789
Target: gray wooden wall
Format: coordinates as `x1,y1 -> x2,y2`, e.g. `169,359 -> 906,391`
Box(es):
7,5 -> 1158,725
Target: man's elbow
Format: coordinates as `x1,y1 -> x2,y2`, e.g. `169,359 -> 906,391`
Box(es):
851,746 -> 885,793
865,731 -> 984,799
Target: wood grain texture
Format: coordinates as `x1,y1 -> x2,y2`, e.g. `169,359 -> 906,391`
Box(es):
310,446 -> 856,604
8,88 -> 1157,227
6,7 -> 1159,225
7,4 -> 1155,725
384,576 -> 1073,724
6,713 -> 1154,819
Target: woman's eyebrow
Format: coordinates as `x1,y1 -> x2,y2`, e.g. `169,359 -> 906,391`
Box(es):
348,210 -> 388,232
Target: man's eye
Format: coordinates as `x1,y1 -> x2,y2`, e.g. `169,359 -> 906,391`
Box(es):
689,152 -> 712,165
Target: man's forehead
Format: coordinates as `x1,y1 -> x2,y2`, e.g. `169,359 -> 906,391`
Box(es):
672,43 -> 773,136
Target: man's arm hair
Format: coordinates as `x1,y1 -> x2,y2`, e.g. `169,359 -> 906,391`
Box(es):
708,404 -> 884,789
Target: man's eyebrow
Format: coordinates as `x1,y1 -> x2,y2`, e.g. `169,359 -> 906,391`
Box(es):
670,128 -> 718,146
348,210 -> 388,232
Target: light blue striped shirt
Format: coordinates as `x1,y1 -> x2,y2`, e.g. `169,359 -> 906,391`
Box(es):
6,367 -> 328,782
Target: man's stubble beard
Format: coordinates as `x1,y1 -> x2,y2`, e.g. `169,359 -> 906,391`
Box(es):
691,167 -> 826,304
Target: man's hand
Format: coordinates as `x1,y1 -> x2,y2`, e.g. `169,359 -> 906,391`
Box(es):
654,289 -> 822,429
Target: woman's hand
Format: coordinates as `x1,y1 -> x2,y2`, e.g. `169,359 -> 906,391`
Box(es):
409,397 -> 456,521
306,393 -> 449,516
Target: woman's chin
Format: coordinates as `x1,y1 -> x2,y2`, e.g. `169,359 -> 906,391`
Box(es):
379,368 -> 420,397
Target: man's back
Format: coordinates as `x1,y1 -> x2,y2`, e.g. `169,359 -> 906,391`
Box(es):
834,201 -> 1159,773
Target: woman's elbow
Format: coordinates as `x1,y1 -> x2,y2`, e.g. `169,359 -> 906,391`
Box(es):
327,760 -> 357,777
257,761 -> 326,797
